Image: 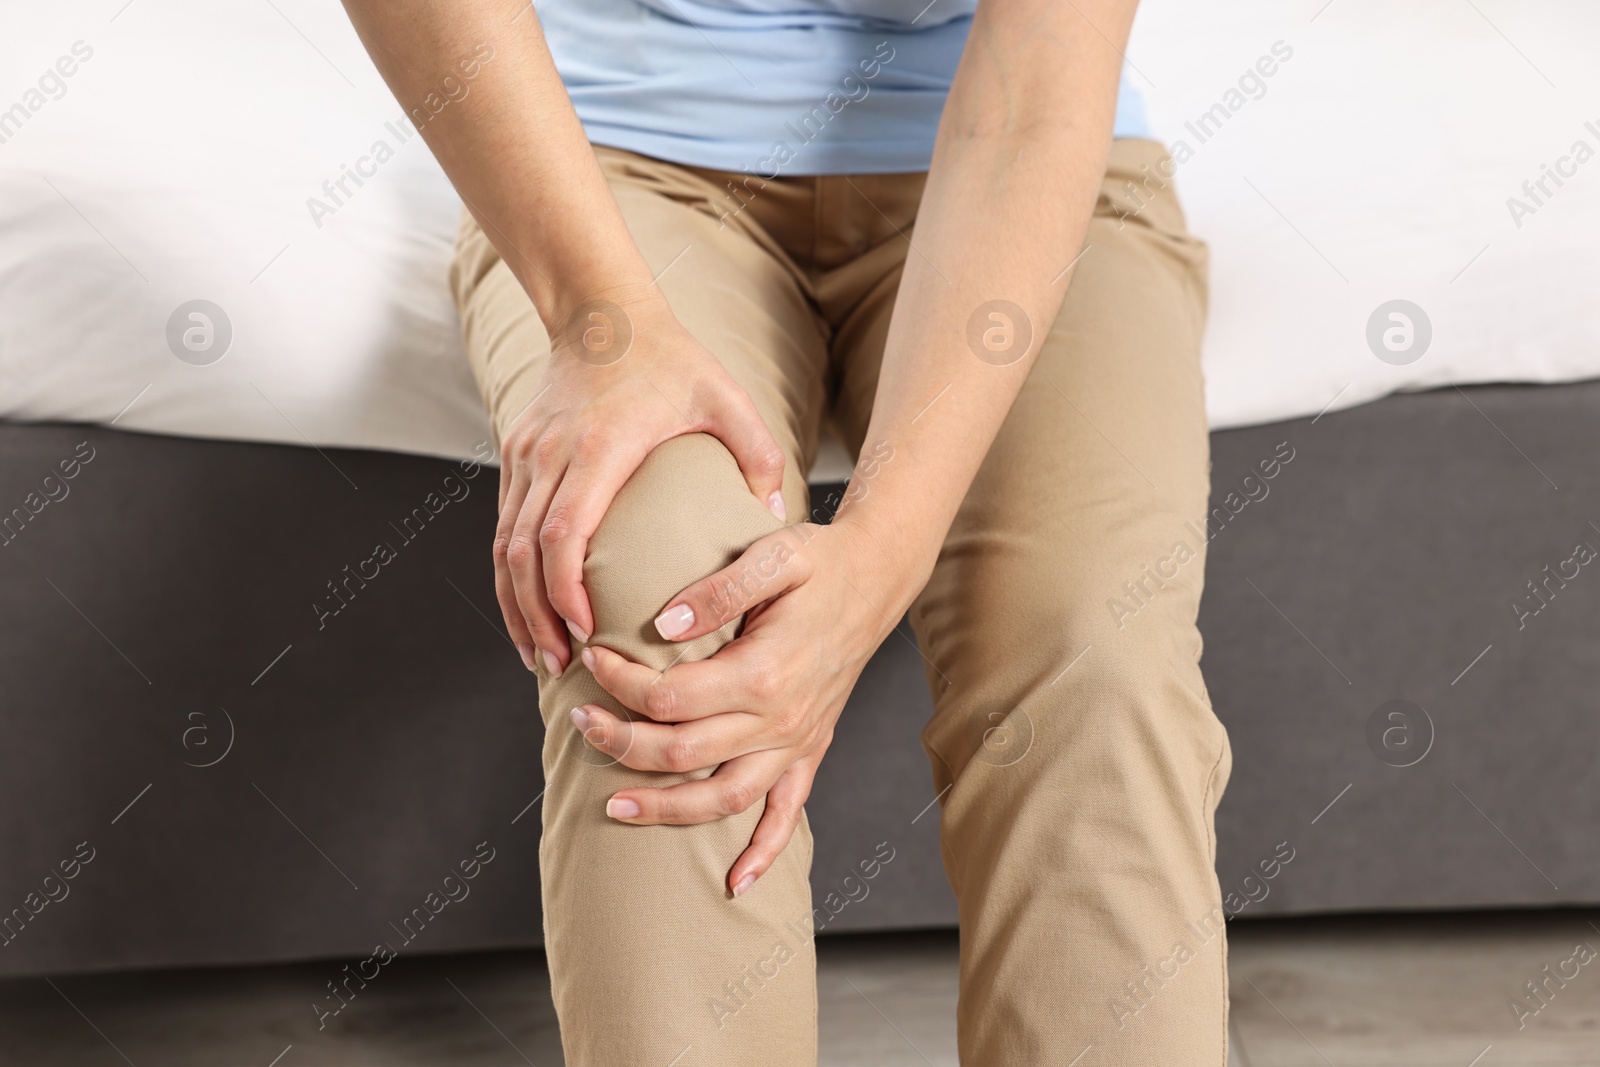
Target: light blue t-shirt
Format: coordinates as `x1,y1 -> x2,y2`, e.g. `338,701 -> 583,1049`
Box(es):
537,0 -> 1149,176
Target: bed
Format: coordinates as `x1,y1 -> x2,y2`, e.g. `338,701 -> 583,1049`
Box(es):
2,0 -> 1597,976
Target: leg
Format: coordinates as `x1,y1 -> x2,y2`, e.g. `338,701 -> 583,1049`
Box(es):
450,148 -> 827,1066
835,139 -> 1230,1064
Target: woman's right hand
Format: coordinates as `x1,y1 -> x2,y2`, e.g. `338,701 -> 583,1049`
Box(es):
342,1 -> 778,678
493,288 -> 789,677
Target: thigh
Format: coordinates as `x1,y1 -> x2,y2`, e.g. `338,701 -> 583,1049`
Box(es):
451,146 -> 830,481
449,149 -> 829,1066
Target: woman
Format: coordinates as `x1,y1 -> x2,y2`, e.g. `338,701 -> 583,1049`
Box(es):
343,1 -> 1230,1063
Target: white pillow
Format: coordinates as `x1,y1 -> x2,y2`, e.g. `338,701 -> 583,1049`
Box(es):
0,2 -> 492,463
1129,0 -> 1600,427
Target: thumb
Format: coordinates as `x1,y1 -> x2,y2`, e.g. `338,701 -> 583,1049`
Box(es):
705,384 -> 788,522
652,527 -> 814,642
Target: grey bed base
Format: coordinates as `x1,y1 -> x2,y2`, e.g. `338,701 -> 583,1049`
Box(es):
2,378 -> 1598,978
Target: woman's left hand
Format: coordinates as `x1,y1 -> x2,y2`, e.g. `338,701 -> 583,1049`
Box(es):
570,516 -> 914,897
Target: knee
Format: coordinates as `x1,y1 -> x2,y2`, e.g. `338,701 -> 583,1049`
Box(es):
582,433 -> 782,670
1056,626 -> 1227,801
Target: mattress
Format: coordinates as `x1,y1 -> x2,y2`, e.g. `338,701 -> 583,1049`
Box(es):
2,1 -> 1597,468
6,378 -> 1600,976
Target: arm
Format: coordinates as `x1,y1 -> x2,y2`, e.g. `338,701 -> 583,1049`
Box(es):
839,0 -> 1135,604
577,0 -> 1141,892
343,0 -> 653,333
343,0 -> 788,674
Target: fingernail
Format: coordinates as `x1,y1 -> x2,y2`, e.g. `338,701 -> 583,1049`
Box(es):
569,706 -> 590,733
542,648 -> 564,678
654,603 -> 695,640
606,796 -> 641,820
767,491 -> 787,522
517,643 -> 539,672
580,646 -> 596,672
566,619 -> 589,644
732,873 -> 756,897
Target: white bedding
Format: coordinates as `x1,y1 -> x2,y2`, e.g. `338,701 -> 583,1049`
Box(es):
2,0 -> 1597,470
1129,0 -> 1600,429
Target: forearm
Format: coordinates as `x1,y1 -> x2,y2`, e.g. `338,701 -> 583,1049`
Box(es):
839,0 -> 1137,609
342,0 -> 659,332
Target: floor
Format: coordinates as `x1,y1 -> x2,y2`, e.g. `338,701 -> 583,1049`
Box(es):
3,911 -> 1598,1066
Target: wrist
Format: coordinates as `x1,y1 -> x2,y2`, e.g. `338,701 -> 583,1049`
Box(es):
545,282 -> 676,364
830,510 -> 938,620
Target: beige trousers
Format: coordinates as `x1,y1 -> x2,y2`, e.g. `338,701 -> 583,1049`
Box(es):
450,139 -> 1231,1067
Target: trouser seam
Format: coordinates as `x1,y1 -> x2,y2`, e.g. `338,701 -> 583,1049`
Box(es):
1202,734 -> 1230,1067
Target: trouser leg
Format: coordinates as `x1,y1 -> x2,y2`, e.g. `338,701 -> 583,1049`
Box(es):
834,140 -> 1231,1065
449,147 -> 829,1067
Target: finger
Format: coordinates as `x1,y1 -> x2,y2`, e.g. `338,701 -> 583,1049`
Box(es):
491,464 -> 541,672
605,748 -> 792,826
728,756 -> 817,896
704,383 -> 788,523
507,466 -> 572,676
581,645 -> 751,722
496,442 -> 513,513
652,528 -> 812,642
571,704 -> 772,774
540,440 -> 656,646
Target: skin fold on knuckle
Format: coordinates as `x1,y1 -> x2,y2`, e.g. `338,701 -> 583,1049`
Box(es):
661,734 -> 699,774
704,571 -> 752,628
753,436 -> 785,479
569,423 -> 609,460
643,680 -> 680,722
747,666 -> 784,709
503,533 -> 537,573
778,716 -> 817,751
720,780 -> 756,817
604,666 -> 640,708
491,529 -> 514,565
531,429 -> 562,468
537,508 -> 573,552
504,431 -> 532,466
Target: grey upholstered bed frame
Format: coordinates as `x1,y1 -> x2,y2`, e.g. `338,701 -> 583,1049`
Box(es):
3,378 -> 1597,977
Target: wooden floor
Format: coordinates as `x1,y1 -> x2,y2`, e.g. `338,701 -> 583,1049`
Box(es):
1227,912 -> 1600,1067
2,911 -> 1597,1065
